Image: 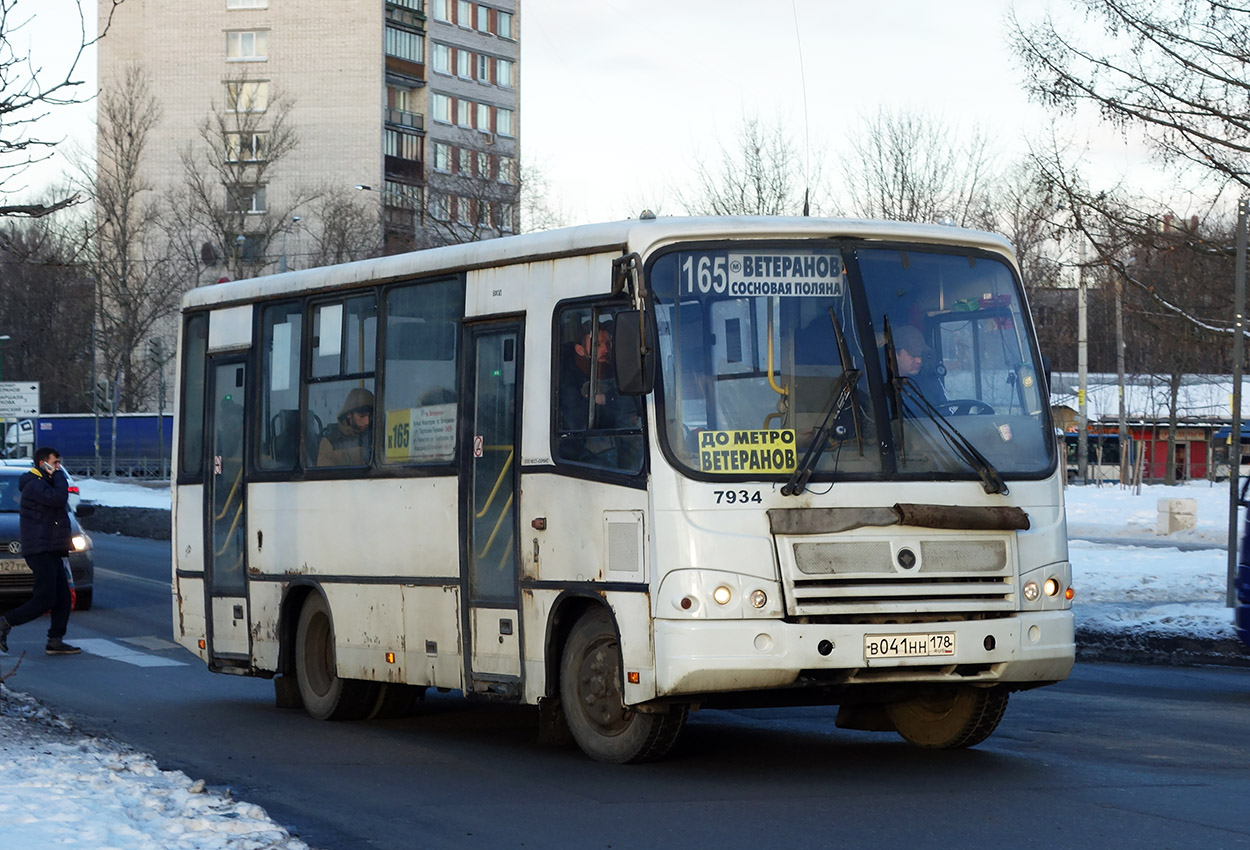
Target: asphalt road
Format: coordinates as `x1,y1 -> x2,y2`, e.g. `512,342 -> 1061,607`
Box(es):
4,535 -> 1250,850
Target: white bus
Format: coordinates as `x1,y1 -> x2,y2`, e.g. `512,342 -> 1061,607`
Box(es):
173,217 -> 1074,763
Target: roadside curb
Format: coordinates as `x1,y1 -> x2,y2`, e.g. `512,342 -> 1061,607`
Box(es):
1076,627 -> 1250,668
80,506 -> 171,541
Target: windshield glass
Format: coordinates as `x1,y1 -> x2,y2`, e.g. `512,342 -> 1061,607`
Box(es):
648,241 -> 1053,483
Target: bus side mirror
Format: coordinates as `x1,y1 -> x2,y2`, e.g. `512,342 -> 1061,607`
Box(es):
614,310 -> 654,395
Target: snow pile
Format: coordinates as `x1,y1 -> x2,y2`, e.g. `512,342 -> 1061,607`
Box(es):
1064,481 -> 1239,643
0,687 -> 314,850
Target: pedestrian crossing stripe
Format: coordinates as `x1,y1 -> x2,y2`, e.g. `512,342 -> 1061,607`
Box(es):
72,638 -> 186,667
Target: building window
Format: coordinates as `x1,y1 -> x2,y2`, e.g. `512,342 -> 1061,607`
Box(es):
431,93 -> 451,123
476,6 -> 490,33
457,0 -> 471,27
456,98 -> 472,128
383,180 -> 421,209
499,203 -> 515,232
433,142 -> 451,172
225,132 -> 267,162
431,0 -> 450,21
499,155 -> 515,184
227,0 -> 268,7
389,0 -> 422,11
457,147 -> 471,175
226,30 -> 268,61
457,49 -> 472,79
432,43 -> 451,74
476,102 -> 490,131
477,54 -> 490,82
385,128 -> 422,161
496,107 -> 513,137
429,193 -> 450,221
226,185 -> 267,214
226,80 -> 269,112
385,26 -> 423,63
496,58 -> 513,88
497,10 -> 513,39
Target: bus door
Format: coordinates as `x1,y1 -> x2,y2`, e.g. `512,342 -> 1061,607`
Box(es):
205,358 -> 250,661
461,321 -> 523,694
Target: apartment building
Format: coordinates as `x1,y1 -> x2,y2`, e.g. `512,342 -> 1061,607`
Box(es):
97,0 -> 520,276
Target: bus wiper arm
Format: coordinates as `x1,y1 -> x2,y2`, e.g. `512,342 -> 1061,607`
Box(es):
781,368 -> 861,497
898,380 -> 1009,495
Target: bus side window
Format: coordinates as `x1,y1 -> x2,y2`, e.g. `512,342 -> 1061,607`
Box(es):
553,304 -> 643,473
179,313 -> 209,479
258,302 -> 303,471
380,279 -> 461,465
308,295 -> 378,469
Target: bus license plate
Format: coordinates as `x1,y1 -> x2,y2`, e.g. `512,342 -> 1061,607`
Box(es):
864,633 -> 955,659
0,559 -> 30,575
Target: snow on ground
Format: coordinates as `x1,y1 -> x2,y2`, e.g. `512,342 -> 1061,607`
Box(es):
0,476 -> 1237,848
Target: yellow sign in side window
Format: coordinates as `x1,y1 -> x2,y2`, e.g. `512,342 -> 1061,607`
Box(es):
698,429 -> 797,474
385,403 -> 457,463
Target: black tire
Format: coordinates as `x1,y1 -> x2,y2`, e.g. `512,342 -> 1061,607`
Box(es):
294,594 -> 379,721
559,608 -> 686,764
74,589 -> 93,611
886,686 -> 1008,749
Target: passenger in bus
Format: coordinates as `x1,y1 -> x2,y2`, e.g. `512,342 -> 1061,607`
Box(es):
893,325 -> 947,406
317,387 -> 374,466
557,321 -> 640,468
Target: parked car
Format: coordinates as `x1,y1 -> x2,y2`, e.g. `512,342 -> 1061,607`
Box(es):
0,458 -> 84,514
0,466 -> 94,611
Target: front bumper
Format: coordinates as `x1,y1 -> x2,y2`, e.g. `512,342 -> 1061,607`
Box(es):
652,610 -> 1074,697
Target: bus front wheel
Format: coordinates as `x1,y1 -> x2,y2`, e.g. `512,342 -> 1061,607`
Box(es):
886,685 -> 1008,749
559,608 -> 686,764
294,594 -> 379,721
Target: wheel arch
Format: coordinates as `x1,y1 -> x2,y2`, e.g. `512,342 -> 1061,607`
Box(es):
276,580 -> 327,676
542,590 -> 618,698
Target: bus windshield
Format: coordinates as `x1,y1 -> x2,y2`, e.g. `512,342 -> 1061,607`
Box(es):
648,242 -> 1054,483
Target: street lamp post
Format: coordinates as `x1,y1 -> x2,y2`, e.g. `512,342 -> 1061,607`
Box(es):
0,334 -> 9,458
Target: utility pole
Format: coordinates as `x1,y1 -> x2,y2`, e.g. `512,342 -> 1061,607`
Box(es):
1116,275 -> 1128,485
1078,241 -> 1089,485
1228,198 -> 1248,608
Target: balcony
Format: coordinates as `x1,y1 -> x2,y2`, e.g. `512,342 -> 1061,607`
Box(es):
386,3 -> 425,29
385,156 -> 424,183
385,106 -> 425,132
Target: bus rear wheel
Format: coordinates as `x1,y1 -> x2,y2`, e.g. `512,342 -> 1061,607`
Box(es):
886,685 -> 1008,749
295,594 -> 379,721
559,608 -> 686,764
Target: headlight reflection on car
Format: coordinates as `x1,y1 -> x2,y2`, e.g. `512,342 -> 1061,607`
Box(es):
72,534 -> 89,552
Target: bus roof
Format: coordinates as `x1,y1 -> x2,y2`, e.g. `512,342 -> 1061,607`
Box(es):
180,216 -> 1017,312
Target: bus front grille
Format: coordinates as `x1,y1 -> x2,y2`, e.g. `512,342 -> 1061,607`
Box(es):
780,537 -> 1015,617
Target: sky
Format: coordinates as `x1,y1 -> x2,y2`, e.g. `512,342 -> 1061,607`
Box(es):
13,0 -> 1158,225
0,477 -> 1241,847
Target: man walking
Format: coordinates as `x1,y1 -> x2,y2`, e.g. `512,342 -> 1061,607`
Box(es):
0,447 -> 81,655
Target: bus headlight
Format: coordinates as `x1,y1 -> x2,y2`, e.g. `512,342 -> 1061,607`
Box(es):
1023,581 -> 1040,602
1043,577 -> 1060,597
712,585 -> 732,605
72,534 -> 89,552
749,589 -> 768,609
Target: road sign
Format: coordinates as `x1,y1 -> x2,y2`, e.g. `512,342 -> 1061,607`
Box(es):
0,382 -> 39,419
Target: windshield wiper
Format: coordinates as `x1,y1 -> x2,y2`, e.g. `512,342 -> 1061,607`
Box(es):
782,368 -> 861,496
782,308 -> 863,497
898,382 -> 1007,494
882,320 -> 1007,496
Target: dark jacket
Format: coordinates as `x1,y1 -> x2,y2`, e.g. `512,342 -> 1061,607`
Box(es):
18,467 -> 73,556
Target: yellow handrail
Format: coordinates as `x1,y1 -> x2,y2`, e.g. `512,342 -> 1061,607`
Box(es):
474,447 -> 514,519
214,464 -> 243,522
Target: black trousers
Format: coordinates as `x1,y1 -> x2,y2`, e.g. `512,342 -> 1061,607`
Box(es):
5,551 -> 71,639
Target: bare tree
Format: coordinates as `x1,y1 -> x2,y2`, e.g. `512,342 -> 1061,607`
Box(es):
681,115 -> 819,217
418,152 -> 522,248
841,108 -> 997,227
301,188 -> 382,267
1010,0 -> 1250,197
0,217 -> 93,410
0,0 -> 124,218
175,81 -> 316,280
77,64 -> 182,411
